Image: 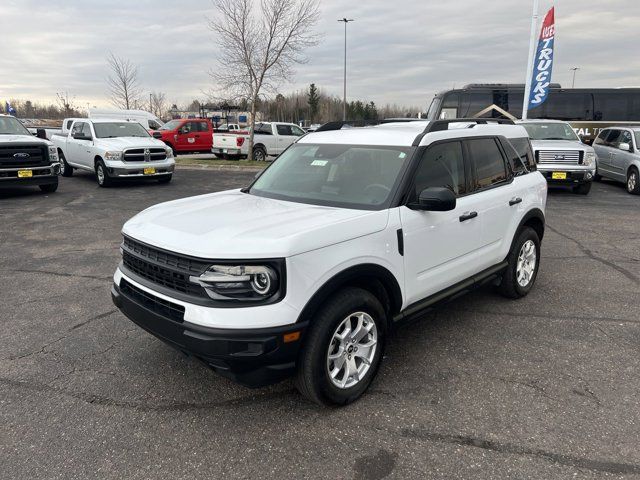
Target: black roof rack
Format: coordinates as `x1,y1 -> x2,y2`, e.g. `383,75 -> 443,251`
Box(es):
412,118 -> 516,146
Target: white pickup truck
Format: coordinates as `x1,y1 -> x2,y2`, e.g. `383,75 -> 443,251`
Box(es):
51,119 -> 175,187
212,121 -> 306,160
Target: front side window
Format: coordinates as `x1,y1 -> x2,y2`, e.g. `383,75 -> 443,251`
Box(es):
250,143 -> 410,209
468,138 -> 508,189
411,141 -> 466,201
503,137 -> 535,174
594,129 -> 609,145
521,122 -> 580,141
159,120 -> 182,131
148,119 -> 162,130
81,123 -> 93,138
93,122 -> 150,138
620,131 -> 633,150
634,131 -> 640,149
605,129 -> 623,148
291,125 -> 305,136
71,122 -> 85,136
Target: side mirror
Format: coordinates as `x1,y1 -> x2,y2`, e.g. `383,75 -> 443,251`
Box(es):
579,134 -> 588,144
36,128 -> 47,139
408,187 -> 457,211
619,142 -> 631,152
152,131 -> 162,139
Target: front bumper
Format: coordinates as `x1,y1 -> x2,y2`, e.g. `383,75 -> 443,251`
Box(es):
537,165 -> 595,185
0,163 -> 60,187
111,278 -> 306,388
104,159 -> 175,178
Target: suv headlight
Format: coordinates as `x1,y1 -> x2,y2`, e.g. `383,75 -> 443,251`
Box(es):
48,146 -> 58,162
190,263 -> 284,302
104,151 -> 123,161
584,151 -> 596,167
165,147 -> 174,159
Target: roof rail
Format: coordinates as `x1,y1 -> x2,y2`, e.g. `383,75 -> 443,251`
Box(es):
314,121 -> 351,132
412,118 -> 516,146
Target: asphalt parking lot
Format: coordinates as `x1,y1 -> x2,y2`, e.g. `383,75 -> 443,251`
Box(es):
1,168 -> 640,479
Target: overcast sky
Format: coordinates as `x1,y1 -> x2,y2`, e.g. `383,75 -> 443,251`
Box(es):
1,0 -> 638,111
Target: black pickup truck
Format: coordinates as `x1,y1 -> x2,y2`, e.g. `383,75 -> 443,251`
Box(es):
0,115 -> 60,193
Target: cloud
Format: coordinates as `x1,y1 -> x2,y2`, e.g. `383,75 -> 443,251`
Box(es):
0,0 -> 638,110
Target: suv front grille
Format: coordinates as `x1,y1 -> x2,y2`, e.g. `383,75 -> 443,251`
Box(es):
0,144 -> 49,168
120,278 -> 185,322
123,148 -> 167,162
121,237 -> 209,298
536,150 -> 583,165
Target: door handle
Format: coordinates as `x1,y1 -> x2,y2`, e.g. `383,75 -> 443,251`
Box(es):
509,197 -> 522,206
459,211 -> 478,222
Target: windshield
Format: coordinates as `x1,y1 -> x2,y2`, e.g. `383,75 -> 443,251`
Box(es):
249,143 -> 411,209
0,116 -> 32,136
521,122 -> 579,141
159,120 -> 182,131
93,122 -> 150,138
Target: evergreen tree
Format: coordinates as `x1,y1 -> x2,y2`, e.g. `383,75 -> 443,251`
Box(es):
307,83 -> 320,123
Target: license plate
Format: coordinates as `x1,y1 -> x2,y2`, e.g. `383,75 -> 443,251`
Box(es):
552,172 -> 567,180
143,167 -> 156,175
223,149 -> 228,153
18,170 -> 33,178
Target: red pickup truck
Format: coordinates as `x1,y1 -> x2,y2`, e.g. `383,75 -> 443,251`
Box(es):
153,118 -> 213,155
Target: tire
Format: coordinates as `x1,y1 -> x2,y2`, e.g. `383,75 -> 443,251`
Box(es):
95,159 -> 113,187
253,146 -> 267,162
498,226 -> 541,299
295,287 -> 387,406
573,181 -> 592,195
158,174 -> 172,184
627,167 -> 640,195
39,181 -> 58,193
59,151 -> 73,177
214,154 -> 224,159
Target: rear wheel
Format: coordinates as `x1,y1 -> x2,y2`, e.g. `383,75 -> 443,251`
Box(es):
59,151 -> 73,177
39,181 -> 58,193
498,227 -> 540,299
573,181 -> 592,195
627,167 -> 640,195
95,159 -> 113,187
253,146 -> 267,162
295,288 -> 387,406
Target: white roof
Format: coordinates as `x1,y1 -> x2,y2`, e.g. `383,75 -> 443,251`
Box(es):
299,121 -> 529,147
516,119 -> 569,124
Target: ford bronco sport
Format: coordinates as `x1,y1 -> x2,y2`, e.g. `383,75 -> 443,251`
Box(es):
111,118 -> 547,406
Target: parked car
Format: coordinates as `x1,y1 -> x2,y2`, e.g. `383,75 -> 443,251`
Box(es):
0,114 -> 60,193
214,123 -> 243,133
592,127 -> 640,194
51,119 -> 175,187
154,118 -> 214,155
212,121 -> 306,160
88,109 -> 164,131
517,119 -> 597,195
111,118 -> 547,405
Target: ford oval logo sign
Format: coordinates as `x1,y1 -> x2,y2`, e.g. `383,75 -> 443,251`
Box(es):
13,152 -> 30,158
554,154 -> 565,160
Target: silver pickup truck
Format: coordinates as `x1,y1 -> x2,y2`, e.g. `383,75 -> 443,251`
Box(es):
517,119 -> 597,195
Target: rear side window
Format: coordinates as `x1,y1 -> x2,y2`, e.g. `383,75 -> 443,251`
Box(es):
277,124 -> 293,136
502,137 -> 536,174
411,141 -> 466,200
255,123 -> 273,135
467,138 -> 508,189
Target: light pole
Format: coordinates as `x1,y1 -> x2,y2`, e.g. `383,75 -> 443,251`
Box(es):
570,67 -> 580,88
338,18 -> 354,121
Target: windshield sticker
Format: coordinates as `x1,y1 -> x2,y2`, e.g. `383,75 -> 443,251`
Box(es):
311,159 -> 328,166
399,152 -> 406,158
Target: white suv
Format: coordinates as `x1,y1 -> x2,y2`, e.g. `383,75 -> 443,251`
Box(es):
111,118 -> 547,405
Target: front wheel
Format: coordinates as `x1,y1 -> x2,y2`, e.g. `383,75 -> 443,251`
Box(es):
295,288 -> 387,406
95,160 -> 113,187
573,181 -> 592,195
498,227 -> 541,299
627,167 -> 640,195
59,151 -> 73,177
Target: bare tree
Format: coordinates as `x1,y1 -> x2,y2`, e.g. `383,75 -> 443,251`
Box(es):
106,52 -> 142,110
150,91 -> 167,118
56,91 -> 77,117
209,0 -> 320,160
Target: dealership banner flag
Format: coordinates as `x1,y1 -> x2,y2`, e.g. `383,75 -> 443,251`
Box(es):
528,6 -> 555,110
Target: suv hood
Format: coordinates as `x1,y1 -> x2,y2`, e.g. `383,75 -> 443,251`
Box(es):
122,190 -> 390,258
97,137 -> 166,149
530,139 -> 590,151
0,134 -> 51,146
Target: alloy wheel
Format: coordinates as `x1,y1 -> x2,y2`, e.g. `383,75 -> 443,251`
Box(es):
516,240 -> 537,287
326,312 -> 378,389
97,164 -> 105,185
628,171 -> 637,193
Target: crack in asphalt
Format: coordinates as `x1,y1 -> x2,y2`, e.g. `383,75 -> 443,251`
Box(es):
69,309 -> 118,330
546,224 -> 639,285
0,376 -> 295,412
401,428 -> 640,475
10,268 -> 111,282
